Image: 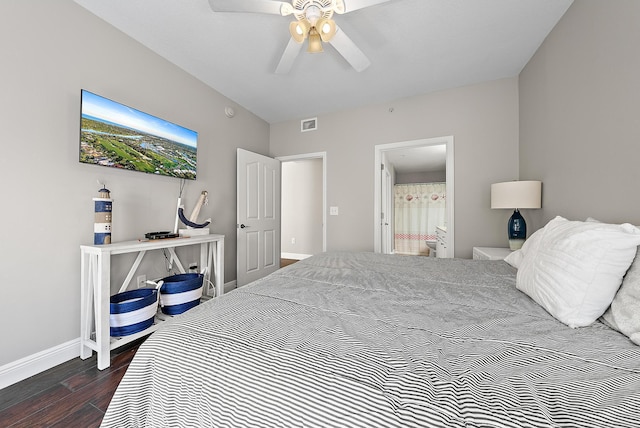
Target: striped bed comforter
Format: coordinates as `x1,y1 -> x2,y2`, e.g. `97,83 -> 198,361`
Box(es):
101,252 -> 640,427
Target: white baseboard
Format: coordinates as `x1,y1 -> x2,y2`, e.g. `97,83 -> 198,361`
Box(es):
223,280 -> 237,293
0,338 -> 80,390
281,252 -> 312,260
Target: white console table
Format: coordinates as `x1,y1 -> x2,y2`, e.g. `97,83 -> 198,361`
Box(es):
80,234 -> 224,370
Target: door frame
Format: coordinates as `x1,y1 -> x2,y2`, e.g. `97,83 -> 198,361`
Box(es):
276,151 -> 327,253
373,136 -> 455,256
381,165 -> 392,253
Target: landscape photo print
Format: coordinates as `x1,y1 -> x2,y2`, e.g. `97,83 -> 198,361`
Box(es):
80,90 -> 198,180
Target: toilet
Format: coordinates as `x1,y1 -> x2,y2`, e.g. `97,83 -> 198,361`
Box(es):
426,240 -> 437,257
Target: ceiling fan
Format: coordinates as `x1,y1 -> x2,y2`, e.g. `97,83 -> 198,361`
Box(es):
208,0 -> 391,74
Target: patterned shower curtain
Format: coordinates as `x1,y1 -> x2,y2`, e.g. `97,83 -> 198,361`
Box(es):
394,183 -> 446,256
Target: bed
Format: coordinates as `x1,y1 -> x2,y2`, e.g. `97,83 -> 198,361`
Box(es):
101,218 -> 640,428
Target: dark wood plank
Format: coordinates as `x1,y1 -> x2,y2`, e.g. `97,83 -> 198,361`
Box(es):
0,384 -> 72,426
280,258 -> 298,267
50,403 -> 104,428
89,368 -> 128,413
62,346 -> 137,393
0,337 -> 145,427
8,365 -> 129,428
0,356 -> 97,411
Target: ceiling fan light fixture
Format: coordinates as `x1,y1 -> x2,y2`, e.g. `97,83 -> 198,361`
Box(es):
305,5 -> 322,26
307,28 -> 323,53
317,18 -> 336,42
289,20 -> 309,43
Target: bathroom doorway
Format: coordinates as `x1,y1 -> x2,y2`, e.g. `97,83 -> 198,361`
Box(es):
374,137 -> 454,257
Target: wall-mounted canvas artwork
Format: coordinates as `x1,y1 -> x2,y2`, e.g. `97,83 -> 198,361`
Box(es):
80,90 -> 198,180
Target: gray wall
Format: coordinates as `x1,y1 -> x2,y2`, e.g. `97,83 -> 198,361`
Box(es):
281,159 -> 324,256
0,1 -> 269,366
520,0 -> 640,230
270,78 -> 520,257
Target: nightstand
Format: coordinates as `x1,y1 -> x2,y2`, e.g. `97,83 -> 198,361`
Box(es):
473,247 -> 513,261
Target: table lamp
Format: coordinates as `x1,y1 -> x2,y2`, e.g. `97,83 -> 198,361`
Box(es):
491,180 -> 542,250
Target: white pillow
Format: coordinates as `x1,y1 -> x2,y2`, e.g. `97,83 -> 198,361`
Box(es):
503,250 -> 522,269
601,246 -> 640,344
516,216 -> 640,328
504,228 -> 543,269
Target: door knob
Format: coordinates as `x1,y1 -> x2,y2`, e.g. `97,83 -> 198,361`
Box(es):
239,224 -> 250,229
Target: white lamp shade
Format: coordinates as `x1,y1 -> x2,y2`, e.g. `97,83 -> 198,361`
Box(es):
491,181 -> 542,209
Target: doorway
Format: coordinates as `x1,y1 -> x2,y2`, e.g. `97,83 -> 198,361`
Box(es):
277,152 -> 327,262
373,137 -> 454,257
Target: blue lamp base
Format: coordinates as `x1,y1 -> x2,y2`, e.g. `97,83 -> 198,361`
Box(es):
508,209 -> 527,250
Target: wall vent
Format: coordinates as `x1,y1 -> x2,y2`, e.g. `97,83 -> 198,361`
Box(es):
301,117 -> 317,132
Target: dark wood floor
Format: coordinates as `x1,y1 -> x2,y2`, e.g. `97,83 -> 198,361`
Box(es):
280,258 -> 298,267
0,338 -> 144,428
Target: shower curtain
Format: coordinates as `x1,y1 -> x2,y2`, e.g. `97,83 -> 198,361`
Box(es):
394,183 -> 446,256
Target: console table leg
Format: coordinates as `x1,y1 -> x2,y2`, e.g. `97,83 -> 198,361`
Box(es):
215,240 -> 224,297
95,253 -> 111,370
80,252 -> 93,360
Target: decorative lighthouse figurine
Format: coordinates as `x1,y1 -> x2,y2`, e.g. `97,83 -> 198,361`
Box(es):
93,184 -> 112,245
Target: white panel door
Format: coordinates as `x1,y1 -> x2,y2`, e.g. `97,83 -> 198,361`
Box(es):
237,149 -> 281,287
381,166 -> 393,254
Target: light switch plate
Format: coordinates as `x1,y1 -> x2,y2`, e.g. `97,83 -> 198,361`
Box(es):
330,206 -> 339,216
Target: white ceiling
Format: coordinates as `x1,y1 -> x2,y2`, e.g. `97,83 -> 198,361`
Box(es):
73,0 -> 573,125
386,144 -> 446,173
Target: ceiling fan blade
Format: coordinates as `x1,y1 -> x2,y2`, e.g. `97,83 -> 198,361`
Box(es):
275,37 -> 303,74
339,0 -> 391,14
208,0 -> 290,16
328,26 -> 371,72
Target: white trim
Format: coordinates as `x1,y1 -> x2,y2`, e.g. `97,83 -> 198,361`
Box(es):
374,136 -> 455,257
276,152 -> 327,253
0,338 -> 80,390
281,252 -> 313,260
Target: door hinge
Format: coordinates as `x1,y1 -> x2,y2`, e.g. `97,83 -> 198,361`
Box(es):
381,163 -> 385,170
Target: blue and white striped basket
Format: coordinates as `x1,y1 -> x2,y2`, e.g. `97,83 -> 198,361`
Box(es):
159,273 -> 203,315
109,288 -> 159,337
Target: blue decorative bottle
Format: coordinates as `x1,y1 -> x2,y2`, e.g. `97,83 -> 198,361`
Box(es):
508,209 -> 526,250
